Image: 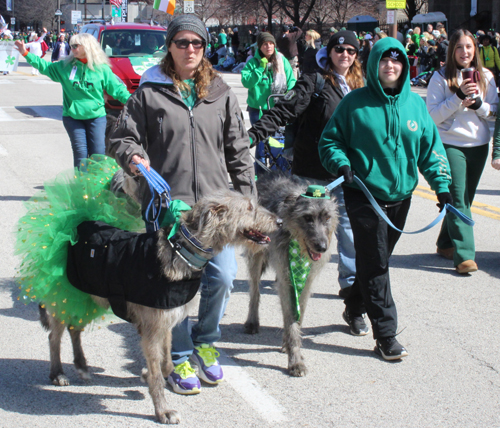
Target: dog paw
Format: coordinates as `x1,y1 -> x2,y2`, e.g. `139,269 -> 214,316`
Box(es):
288,363 -> 307,377
244,321 -> 260,334
51,374 -> 70,386
77,368 -> 91,381
157,410 -> 181,424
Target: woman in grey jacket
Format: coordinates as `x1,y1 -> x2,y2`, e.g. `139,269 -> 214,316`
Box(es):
109,15 -> 255,395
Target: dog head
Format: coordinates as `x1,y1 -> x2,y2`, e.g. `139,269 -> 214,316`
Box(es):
183,190 -> 282,254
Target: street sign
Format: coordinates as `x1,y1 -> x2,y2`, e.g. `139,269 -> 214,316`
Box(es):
71,10 -> 82,25
55,9 -> 63,16
386,0 -> 406,9
387,10 -> 395,24
10,17 -> 15,25
184,0 -> 194,13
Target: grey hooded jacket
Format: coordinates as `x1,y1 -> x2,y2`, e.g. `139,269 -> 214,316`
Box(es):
109,65 -> 255,211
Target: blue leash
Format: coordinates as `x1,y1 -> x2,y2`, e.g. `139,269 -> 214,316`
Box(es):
134,163 -> 172,231
326,175 -> 474,234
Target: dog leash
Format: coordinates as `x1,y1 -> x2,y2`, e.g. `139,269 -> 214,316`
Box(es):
325,175 -> 474,234
134,163 -> 172,231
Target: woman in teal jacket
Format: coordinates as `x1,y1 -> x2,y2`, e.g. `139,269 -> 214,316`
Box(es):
241,31 -> 296,175
319,38 -> 452,361
15,33 -> 130,167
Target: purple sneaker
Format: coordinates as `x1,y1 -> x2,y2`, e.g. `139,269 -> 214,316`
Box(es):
167,361 -> 201,395
190,344 -> 224,384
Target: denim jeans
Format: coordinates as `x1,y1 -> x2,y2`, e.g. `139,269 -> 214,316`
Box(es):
171,245 -> 237,365
62,115 -> 107,168
247,106 -> 267,177
296,176 -> 356,290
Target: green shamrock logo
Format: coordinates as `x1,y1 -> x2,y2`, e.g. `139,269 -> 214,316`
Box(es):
5,55 -> 15,65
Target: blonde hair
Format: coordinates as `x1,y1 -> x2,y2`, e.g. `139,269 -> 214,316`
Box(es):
66,33 -> 110,71
160,53 -> 218,99
374,32 -> 387,42
445,29 -> 487,95
305,29 -> 321,48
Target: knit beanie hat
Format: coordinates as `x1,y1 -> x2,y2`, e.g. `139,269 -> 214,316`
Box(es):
257,32 -> 276,48
327,30 -> 359,55
381,48 -> 405,63
165,15 -> 208,48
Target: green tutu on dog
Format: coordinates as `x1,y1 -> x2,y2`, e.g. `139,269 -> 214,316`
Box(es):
15,155 -> 144,327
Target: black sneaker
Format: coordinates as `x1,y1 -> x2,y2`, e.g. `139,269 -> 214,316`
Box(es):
342,309 -> 369,336
375,336 -> 409,361
338,287 -> 351,299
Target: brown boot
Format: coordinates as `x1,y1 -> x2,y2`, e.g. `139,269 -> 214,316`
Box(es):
436,247 -> 454,260
456,260 -> 478,274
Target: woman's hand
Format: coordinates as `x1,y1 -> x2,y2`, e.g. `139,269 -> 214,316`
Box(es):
461,98 -> 475,108
129,155 -> 150,175
459,78 -> 477,98
492,159 -> 500,170
14,39 -> 27,56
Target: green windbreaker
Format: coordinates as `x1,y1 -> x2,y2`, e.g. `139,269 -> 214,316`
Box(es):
319,37 -> 451,201
25,52 -> 130,120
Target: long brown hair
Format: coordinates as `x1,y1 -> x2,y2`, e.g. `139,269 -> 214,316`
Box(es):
159,52 -> 218,99
445,29 -> 487,95
324,55 -> 364,91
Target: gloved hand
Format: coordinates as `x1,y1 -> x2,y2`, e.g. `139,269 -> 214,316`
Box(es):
338,165 -> 353,184
437,192 -> 453,212
260,57 -> 268,69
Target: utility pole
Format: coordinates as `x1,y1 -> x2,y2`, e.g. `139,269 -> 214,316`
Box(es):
102,0 -> 105,20
57,0 -> 61,34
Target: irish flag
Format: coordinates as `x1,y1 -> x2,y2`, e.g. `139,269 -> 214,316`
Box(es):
153,0 -> 175,15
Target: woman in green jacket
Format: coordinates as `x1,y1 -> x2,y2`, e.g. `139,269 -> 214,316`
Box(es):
241,31 -> 296,175
15,33 -> 130,168
319,38 -> 452,361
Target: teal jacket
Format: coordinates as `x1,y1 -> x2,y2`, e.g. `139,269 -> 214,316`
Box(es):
319,37 -> 451,201
241,49 -> 296,111
25,52 -> 130,120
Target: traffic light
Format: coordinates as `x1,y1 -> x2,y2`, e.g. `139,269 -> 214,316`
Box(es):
61,20 -> 65,24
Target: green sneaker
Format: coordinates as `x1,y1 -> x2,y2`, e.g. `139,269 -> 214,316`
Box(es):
190,344 -> 224,384
167,361 -> 201,395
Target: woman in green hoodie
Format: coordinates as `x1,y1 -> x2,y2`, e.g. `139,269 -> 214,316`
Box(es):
319,38 -> 452,361
15,33 -> 130,168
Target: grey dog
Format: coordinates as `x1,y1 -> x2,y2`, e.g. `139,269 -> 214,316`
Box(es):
244,172 -> 338,377
39,189 -> 281,424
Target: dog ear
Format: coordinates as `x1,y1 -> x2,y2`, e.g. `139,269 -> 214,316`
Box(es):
197,202 -> 228,231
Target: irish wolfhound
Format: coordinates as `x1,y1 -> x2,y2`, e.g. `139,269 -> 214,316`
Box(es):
244,172 -> 338,377
28,189 -> 281,424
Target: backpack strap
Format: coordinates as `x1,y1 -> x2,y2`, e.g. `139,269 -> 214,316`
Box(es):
313,72 -> 325,98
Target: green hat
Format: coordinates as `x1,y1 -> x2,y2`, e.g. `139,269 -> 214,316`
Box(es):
301,185 -> 330,199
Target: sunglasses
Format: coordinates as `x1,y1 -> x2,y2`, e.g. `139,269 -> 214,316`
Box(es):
70,44 -> 80,50
333,46 -> 357,55
171,39 -> 205,49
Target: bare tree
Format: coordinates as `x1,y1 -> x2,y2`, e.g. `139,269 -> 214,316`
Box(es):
279,0 -> 317,27
404,0 -> 427,22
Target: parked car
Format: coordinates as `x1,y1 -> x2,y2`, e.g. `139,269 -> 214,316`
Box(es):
81,22 -> 168,111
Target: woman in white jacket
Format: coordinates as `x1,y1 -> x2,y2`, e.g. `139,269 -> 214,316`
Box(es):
426,29 -> 498,274
25,28 -> 47,75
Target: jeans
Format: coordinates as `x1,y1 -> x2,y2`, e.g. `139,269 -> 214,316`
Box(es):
171,246 -> 237,365
297,176 -> 356,290
248,106 -> 266,177
62,115 -> 107,168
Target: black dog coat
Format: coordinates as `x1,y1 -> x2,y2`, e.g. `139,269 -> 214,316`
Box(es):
66,221 -> 202,321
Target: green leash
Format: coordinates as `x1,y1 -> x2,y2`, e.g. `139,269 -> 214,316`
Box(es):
288,239 -> 312,321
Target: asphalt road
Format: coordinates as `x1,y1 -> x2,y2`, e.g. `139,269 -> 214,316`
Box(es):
0,57 -> 499,428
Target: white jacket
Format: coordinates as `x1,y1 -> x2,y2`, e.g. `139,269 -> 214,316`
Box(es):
426,68 -> 498,147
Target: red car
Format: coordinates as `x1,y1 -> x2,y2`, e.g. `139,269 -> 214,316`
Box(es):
81,22 -> 168,111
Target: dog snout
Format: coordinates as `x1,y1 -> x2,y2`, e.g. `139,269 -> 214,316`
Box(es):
276,218 -> 283,228
314,241 -> 328,253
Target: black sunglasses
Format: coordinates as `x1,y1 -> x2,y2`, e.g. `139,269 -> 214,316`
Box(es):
171,39 -> 205,49
70,44 -> 80,49
333,46 -> 357,55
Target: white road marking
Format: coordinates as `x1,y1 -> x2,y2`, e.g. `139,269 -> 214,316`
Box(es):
218,353 -> 288,423
0,79 -> 14,84
0,144 -> 8,156
0,107 -> 14,121
0,106 -> 61,122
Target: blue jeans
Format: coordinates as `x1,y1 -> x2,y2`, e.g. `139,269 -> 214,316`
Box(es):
297,176 -> 356,290
62,115 -> 107,168
171,246 -> 237,365
248,106 -> 267,177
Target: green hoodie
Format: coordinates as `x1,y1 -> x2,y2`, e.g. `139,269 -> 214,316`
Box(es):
241,48 -> 296,111
319,37 -> 451,201
25,52 -> 130,120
